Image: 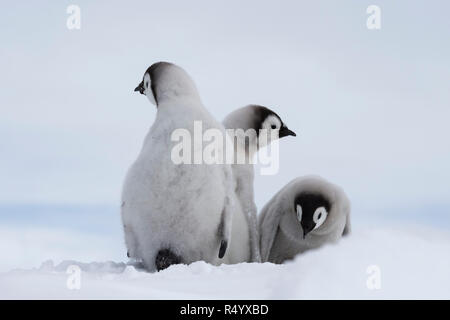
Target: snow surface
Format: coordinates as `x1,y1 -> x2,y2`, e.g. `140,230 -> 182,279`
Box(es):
1,226 -> 449,299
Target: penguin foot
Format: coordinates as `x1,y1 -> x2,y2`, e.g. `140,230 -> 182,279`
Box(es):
155,249 -> 181,271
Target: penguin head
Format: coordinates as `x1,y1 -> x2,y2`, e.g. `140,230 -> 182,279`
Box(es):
294,192 -> 331,238
260,108 -> 296,144
134,62 -> 200,106
135,71 -> 156,105
253,105 -> 296,148
223,105 -> 296,149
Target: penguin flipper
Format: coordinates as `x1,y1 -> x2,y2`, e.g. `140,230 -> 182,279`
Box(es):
218,240 -> 227,259
343,215 -> 351,236
342,195 -> 352,236
259,200 -> 283,262
217,196 -> 233,259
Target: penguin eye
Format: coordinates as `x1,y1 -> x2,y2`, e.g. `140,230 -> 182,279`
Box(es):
271,124 -> 276,129
313,207 -> 327,230
145,81 -> 149,89
296,204 -> 302,222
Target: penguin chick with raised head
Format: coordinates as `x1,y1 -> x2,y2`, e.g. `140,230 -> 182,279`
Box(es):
223,105 -> 296,262
122,62 -> 250,271
259,176 -> 351,264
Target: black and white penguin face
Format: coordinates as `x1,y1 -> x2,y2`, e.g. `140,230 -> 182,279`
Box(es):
261,114 -> 282,132
134,62 -> 200,107
134,71 -> 157,105
294,193 -> 331,238
254,106 -> 296,147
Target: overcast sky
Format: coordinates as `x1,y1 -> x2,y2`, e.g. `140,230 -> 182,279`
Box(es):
1,1 -> 449,226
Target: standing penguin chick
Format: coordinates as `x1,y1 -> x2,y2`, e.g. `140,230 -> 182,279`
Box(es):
223,105 -> 296,262
259,176 -> 351,264
122,62 -> 250,271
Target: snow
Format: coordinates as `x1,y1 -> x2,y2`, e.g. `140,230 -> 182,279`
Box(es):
1,226 -> 449,299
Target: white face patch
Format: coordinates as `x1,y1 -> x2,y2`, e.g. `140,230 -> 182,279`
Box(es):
296,204 -> 302,222
312,207 -> 328,230
262,115 -> 281,132
259,115 -> 282,146
143,73 -> 157,106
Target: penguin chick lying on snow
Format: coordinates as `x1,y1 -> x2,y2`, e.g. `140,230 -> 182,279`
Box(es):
259,175 -> 351,264
223,105 -> 296,262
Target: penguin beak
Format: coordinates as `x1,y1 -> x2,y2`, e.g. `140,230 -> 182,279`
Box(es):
134,81 -> 144,95
302,228 -> 309,239
279,127 -> 296,138
301,223 -> 314,239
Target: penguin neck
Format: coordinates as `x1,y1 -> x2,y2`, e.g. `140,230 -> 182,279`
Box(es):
234,137 -> 259,164
156,92 -> 202,108
154,70 -> 202,106
154,92 -> 205,119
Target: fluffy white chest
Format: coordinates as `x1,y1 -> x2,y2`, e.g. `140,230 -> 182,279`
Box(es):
121,102 -> 248,269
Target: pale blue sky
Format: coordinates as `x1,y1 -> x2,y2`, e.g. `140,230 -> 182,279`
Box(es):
1,1 -> 450,228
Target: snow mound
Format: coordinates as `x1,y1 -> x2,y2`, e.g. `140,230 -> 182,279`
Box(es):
1,226 -> 449,299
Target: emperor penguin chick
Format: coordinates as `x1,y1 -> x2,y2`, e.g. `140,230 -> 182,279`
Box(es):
223,105 -> 296,262
259,176 -> 351,264
122,62 -> 250,271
